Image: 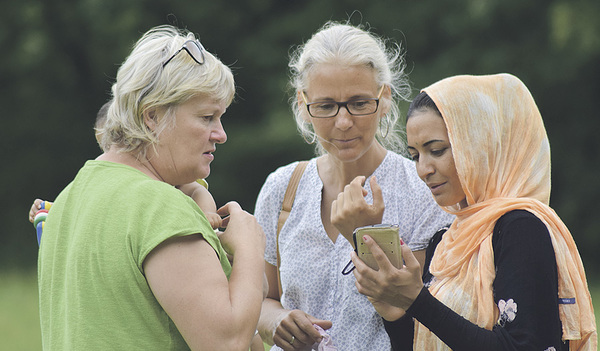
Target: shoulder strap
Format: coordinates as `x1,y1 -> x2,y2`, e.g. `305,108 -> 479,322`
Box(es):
276,161 -> 308,298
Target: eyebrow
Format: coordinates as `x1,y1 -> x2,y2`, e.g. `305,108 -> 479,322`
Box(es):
407,139 -> 445,150
310,93 -> 375,102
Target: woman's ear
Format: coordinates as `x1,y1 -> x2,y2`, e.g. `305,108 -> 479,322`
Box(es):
380,84 -> 393,115
298,91 -> 311,123
143,109 -> 158,131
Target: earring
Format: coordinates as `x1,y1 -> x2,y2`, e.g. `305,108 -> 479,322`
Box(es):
303,132 -> 317,144
379,116 -> 390,139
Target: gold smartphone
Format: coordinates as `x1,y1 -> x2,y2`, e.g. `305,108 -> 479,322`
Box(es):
353,224 -> 402,270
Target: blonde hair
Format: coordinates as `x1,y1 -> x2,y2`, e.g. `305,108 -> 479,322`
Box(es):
100,25 -> 235,157
289,21 -> 411,155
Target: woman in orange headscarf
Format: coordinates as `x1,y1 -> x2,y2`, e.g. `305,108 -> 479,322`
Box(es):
331,73 -> 596,350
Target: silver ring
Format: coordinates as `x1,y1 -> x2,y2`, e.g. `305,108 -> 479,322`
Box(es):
290,335 -> 295,345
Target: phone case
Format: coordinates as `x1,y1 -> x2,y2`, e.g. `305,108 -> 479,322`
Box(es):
353,224 -> 402,270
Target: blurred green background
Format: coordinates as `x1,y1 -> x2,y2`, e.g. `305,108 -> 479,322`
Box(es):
2,0 -> 599,349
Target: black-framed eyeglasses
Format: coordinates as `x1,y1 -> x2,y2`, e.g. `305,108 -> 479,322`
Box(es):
301,85 -> 385,118
162,40 -> 205,68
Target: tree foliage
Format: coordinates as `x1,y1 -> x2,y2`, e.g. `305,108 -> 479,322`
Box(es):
2,0 -> 599,275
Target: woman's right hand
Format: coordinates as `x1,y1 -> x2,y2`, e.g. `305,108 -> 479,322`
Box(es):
331,176 -> 385,246
272,309 -> 332,351
216,201 -> 265,256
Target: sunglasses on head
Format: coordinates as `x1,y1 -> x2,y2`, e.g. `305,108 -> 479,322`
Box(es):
162,39 -> 205,68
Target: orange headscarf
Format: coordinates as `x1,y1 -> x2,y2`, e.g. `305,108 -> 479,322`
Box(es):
412,74 -> 596,350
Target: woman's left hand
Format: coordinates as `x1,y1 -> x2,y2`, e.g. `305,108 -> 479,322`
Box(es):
331,176 -> 385,246
352,235 -> 423,311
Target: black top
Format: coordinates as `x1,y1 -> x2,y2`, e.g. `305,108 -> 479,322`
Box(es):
384,210 -> 568,350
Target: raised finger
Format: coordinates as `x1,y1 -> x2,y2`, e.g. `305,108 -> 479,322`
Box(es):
347,176 -> 367,203
369,176 -> 384,213
350,175 -> 366,187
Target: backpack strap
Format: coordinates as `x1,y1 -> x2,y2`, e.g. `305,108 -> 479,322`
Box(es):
276,161 -> 309,299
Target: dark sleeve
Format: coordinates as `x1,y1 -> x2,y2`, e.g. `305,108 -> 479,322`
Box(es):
491,210 -> 566,350
382,227 -> 446,350
383,314 -> 414,351
400,210 -> 567,351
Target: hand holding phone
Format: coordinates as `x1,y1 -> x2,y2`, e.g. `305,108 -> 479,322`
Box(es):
353,224 -> 402,270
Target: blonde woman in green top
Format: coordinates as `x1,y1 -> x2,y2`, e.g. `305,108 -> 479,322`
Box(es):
37,25 -> 266,351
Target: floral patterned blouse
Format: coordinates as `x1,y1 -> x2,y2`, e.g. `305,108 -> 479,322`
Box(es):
255,152 -> 454,351
384,210 -> 569,351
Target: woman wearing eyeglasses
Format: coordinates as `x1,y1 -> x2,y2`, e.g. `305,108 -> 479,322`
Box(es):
254,21 -> 453,350
37,25 -> 266,350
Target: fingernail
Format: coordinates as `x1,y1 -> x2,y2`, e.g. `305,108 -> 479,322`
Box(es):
363,236 -> 368,242
400,238 -> 405,245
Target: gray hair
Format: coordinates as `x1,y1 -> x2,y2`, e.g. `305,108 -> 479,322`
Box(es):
100,25 -> 235,157
289,21 -> 411,155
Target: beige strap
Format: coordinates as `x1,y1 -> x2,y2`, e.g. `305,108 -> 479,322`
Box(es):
276,161 -> 308,298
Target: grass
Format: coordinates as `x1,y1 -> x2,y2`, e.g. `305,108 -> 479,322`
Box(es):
0,270 -> 42,351
3,270 -> 599,350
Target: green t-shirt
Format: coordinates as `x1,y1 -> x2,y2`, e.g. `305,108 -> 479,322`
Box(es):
38,160 -> 231,350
